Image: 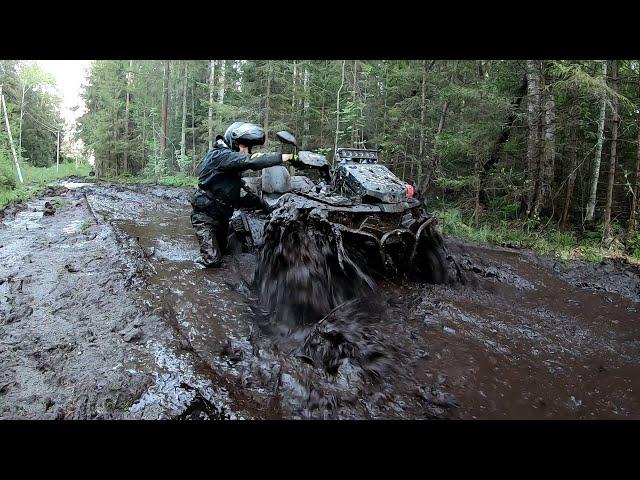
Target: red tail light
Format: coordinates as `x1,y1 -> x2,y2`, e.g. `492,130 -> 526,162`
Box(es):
406,183 -> 415,198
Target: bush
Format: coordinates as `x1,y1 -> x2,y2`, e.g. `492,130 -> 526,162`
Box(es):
627,231 -> 640,259
0,163 -> 17,190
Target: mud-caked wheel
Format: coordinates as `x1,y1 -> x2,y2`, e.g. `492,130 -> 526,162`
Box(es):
408,221 -> 457,284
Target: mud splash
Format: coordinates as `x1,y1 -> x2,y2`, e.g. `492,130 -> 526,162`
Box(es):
248,199 -> 447,418
254,200 -> 377,328
254,201 -> 399,379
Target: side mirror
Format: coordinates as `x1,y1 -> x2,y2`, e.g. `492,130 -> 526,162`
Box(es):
276,131 -> 299,148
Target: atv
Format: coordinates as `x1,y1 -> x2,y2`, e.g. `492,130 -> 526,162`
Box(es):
229,131 -> 460,284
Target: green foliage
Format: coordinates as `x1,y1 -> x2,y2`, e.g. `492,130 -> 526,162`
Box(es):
433,205 -> 617,264
434,174 -> 476,192
157,174 -> 197,187
0,61 -> 64,168
176,152 -> 192,174
627,232 -> 640,258
0,162 -> 91,209
0,161 -> 17,190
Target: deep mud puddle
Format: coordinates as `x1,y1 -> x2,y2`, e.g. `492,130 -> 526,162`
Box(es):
2,181 -> 639,419
400,242 -> 640,419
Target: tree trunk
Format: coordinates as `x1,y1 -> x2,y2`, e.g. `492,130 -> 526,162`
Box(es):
113,110 -> 119,176
629,72 -> 640,232
1,85 -> 25,183
531,62 -> 550,218
351,60 -> 358,145
302,66 -> 310,150
402,138 -> 408,181
603,59 -> 619,241
417,60 -> 428,184
561,122 -> 579,229
320,91 -> 325,148
142,108 -> 146,172
291,60 -> 297,117
123,60 -> 133,174
473,157 -> 481,225
361,73 -> 366,147
263,61 -> 272,142
208,60 -> 215,150
334,60 -> 346,160
382,61 -> 388,138
19,84 -> 26,161
151,111 -> 158,179
180,62 -> 188,168
218,60 -> 226,105
236,60 -> 244,94
483,74 -> 528,172
541,71 -> 556,215
585,60 -> 608,222
525,60 -> 543,217
160,60 -> 170,156
191,77 -> 196,170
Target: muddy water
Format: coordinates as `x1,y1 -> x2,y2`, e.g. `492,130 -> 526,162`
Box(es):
1,181 -> 639,419
401,242 -> 640,419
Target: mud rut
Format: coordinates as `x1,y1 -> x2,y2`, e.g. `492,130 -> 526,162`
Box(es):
1,181 -> 639,419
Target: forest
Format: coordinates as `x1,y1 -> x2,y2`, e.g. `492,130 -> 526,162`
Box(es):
2,59 -> 640,261
0,61 -> 66,172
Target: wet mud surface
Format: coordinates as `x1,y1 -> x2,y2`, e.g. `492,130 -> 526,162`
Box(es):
1,180 -> 638,419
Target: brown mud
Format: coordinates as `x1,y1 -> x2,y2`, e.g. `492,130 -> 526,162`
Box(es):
1,180 -> 638,419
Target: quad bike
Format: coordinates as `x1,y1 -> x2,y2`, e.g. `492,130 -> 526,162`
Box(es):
229,131 -> 461,284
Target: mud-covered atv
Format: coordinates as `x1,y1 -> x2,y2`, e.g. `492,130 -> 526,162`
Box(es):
229,131 -> 460,284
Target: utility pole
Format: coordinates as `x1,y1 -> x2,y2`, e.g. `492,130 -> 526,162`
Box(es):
56,130 -> 60,172
19,83 -> 27,162
1,84 -> 25,183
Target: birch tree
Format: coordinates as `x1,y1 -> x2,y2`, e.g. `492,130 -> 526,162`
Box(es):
630,73 -> 640,232
525,60 -> 543,216
123,60 -> 133,173
585,60 -> 608,222
218,60 -> 226,105
208,60 -> 215,150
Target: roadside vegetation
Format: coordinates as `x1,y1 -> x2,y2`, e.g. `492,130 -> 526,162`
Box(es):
0,162 -> 91,209
434,205 -> 640,264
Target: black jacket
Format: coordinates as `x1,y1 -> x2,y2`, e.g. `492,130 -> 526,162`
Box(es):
196,139 -> 283,213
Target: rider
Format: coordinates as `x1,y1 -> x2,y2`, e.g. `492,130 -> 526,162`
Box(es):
191,121 -> 294,268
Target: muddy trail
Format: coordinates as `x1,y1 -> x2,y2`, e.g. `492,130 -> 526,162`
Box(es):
1,180 -> 639,419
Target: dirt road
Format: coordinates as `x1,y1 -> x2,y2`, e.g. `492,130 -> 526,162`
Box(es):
1,181 -> 638,419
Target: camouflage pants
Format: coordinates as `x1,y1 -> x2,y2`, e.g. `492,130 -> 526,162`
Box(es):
189,187 -> 269,267
191,210 -> 230,268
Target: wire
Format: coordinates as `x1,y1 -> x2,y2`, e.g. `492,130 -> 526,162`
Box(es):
23,110 -> 59,134
24,111 -> 58,133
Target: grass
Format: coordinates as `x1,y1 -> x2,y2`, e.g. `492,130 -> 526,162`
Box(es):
0,162 -> 91,209
433,206 -> 639,265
